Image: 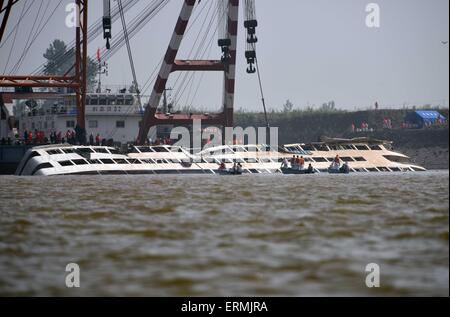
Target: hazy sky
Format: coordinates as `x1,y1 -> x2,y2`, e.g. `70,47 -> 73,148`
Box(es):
0,0 -> 448,112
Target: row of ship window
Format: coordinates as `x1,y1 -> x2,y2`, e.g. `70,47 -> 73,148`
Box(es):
66,120 -> 126,129
285,144 -> 384,152
46,148 -> 121,155
53,156 -> 369,167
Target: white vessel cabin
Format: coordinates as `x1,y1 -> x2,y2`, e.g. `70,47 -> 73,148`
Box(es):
14,91 -> 148,144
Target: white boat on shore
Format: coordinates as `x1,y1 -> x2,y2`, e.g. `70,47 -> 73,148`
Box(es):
15,138 -> 426,176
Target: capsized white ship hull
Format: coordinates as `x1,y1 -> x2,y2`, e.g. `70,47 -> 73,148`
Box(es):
15,141 -> 426,176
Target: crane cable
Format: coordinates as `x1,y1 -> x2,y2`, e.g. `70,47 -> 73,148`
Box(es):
11,0 -> 51,74
118,0 -> 142,111
2,0 -> 28,74
254,50 -> 269,129
8,0 -> 64,74
245,0 -> 269,129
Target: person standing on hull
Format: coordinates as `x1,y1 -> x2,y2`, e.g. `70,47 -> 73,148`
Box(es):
89,133 -> 94,146
332,155 -> 341,170
281,158 -> 289,169
75,124 -> 87,145
299,156 -> 305,170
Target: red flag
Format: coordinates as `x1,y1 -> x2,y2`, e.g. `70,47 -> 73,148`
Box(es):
97,48 -> 101,62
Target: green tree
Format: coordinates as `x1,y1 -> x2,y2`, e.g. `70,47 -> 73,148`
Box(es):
320,100 -> 336,112
43,39 -> 97,91
283,99 -> 294,112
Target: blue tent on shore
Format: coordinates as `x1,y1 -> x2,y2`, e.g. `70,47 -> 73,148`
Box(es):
404,111 -> 446,128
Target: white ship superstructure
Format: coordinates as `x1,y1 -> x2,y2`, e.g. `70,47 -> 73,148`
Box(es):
14,92 -> 148,144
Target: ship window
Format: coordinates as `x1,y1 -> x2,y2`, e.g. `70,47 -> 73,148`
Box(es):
315,144 -> 329,151
100,159 -> 114,164
312,157 -> 327,163
73,159 -> 88,165
31,163 -> 53,175
89,120 -> 98,128
59,160 -> 74,166
355,145 -> 369,150
328,145 -> 343,151
138,147 -> 153,153
378,167 -> 390,172
108,96 -> 116,106
141,159 -> 155,164
116,120 -> 125,128
152,147 -> 169,153
99,98 -> 107,105
116,97 -> 124,105
370,145 -> 383,151
367,168 -> 379,172
114,159 -> 129,164
325,157 -> 335,162
285,146 -> 297,152
76,148 -> 94,154
341,145 -> 355,150
109,149 -> 121,155
47,149 -> 62,155
390,167 -> 401,172
94,148 -> 109,153
89,159 -> 101,164
354,157 -> 367,162
62,149 -> 75,154
90,98 -> 98,106
341,157 -> 355,162
66,121 -> 75,128
125,97 -> 133,105
128,159 -> 142,164
302,145 -> 315,151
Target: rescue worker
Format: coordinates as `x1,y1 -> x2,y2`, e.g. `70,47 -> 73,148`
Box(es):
299,156 -> 305,170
